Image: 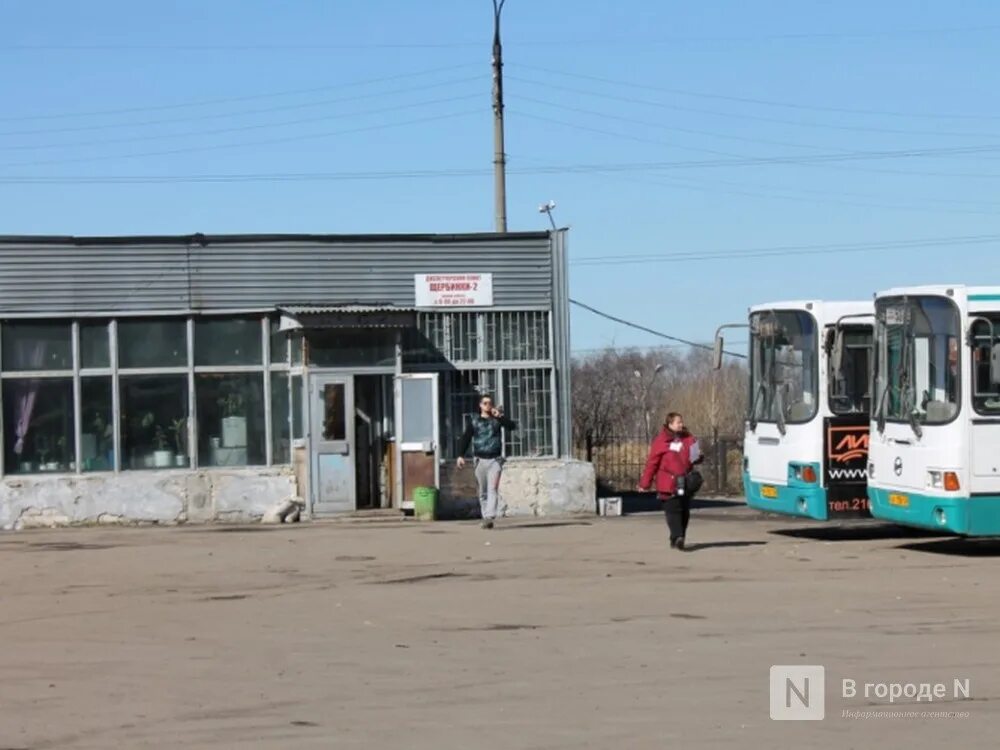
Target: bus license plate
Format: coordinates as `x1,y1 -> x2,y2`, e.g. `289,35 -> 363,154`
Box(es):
761,485 -> 778,499
889,493 -> 910,508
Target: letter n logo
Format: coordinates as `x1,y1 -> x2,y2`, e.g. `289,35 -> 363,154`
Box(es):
770,665 -> 826,720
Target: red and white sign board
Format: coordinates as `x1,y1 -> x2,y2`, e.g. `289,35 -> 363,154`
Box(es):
414,273 -> 494,308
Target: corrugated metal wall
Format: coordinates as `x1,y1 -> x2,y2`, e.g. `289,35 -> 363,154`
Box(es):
0,234 -> 554,314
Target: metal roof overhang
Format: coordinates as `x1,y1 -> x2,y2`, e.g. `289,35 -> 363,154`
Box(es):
276,304 -> 416,331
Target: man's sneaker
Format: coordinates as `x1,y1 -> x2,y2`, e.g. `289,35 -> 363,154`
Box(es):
481,519 -> 494,529
675,537 -> 685,551
669,537 -> 677,549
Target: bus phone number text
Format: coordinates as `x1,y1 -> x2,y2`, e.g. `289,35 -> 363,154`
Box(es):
829,497 -> 870,513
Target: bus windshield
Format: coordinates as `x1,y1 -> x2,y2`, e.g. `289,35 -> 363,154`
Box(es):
749,310 -> 818,427
874,296 -> 960,429
970,313 -> 1000,415
829,326 -> 872,416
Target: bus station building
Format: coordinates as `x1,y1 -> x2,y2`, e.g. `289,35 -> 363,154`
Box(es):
0,231 -> 593,528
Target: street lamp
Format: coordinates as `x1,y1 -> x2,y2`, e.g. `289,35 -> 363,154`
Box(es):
538,200 -> 557,230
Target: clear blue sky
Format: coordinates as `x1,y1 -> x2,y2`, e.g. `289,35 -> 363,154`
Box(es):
4,0 -> 1000,352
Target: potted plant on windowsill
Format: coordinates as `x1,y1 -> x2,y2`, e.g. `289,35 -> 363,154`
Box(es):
153,425 -> 173,468
171,418 -> 188,467
218,390 -> 247,448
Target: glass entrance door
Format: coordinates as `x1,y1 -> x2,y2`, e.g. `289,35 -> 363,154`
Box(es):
310,375 -> 356,514
395,374 -> 440,509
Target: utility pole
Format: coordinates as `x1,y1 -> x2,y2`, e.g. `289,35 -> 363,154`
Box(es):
492,0 -> 508,233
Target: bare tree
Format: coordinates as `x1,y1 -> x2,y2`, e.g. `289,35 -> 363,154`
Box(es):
572,346 -> 747,443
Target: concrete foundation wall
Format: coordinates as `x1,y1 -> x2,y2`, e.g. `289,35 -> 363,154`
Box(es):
0,459 -> 595,529
0,469 -> 298,530
439,459 -> 596,519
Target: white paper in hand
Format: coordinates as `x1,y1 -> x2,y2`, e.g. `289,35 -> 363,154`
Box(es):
689,441 -> 701,462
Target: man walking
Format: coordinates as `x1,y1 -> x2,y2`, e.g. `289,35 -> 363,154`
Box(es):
638,412 -> 703,550
457,395 -> 517,529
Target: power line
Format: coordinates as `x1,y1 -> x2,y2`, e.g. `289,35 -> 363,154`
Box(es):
572,343 -> 748,355
508,96 -> 865,153
505,108 -> 1000,213
571,233 -> 1000,266
510,62 -> 1000,122
507,151 -> 997,216
13,143 -> 1000,184
9,138 -> 1000,174
0,109 -> 486,169
570,299 -> 747,359
5,24 -> 998,52
506,74 -> 1000,138
0,93 -> 483,153
509,117 -> 1000,182
0,168 -> 493,184
0,74 -> 486,139
0,63 -> 479,123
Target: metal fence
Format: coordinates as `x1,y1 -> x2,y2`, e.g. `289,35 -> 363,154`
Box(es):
574,432 -> 744,497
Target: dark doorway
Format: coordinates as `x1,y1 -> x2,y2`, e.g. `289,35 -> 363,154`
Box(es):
354,375 -> 393,509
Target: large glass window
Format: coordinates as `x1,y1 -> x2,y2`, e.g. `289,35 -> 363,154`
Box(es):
195,318 -> 262,366
195,373 -> 266,467
80,377 -> 114,472
271,372 -> 290,464
119,319 -> 187,368
121,375 -> 189,469
749,310 -> 819,426
828,326 -> 872,416
0,314 -> 299,475
80,322 -> 111,369
874,296 -> 961,428
270,319 -> 288,364
2,322 -> 72,371
291,375 -> 304,439
3,377 -> 74,473
969,314 -> 1000,415
308,330 -> 396,367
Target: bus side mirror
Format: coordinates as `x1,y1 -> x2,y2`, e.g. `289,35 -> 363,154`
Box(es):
831,329 -> 845,375
712,336 -> 724,370
991,343 -> 1000,385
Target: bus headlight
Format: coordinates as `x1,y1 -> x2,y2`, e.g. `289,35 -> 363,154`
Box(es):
928,471 -> 961,491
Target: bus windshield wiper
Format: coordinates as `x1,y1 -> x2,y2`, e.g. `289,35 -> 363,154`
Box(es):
748,381 -> 765,431
775,385 -> 787,436
900,381 -> 923,439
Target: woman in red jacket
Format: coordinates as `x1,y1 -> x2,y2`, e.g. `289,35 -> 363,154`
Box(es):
638,412 -> 702,550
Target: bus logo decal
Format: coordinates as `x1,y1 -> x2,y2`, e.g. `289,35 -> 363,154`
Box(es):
828,426 -> 870,464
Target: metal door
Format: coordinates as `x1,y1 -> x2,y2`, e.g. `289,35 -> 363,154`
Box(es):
311,375 -> 356,515
395,373 -> 440,509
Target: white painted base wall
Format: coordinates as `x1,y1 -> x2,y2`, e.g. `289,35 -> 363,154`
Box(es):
0,469 -> 297,530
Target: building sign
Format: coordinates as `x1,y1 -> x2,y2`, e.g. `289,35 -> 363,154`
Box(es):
823,417 -> 871,518
414,273 -> 493,308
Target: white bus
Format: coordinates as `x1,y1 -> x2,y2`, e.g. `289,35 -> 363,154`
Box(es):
717,300 -> 873,520
868,285 -> 1000,535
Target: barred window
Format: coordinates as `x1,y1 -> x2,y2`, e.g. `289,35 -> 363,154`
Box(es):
484,312 -> 549,361
438,370 -> 497,459
503,368 -> 554,457
407,313 -> 479,364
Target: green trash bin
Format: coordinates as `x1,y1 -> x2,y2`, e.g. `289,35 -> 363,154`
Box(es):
413,486 -> 438,521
